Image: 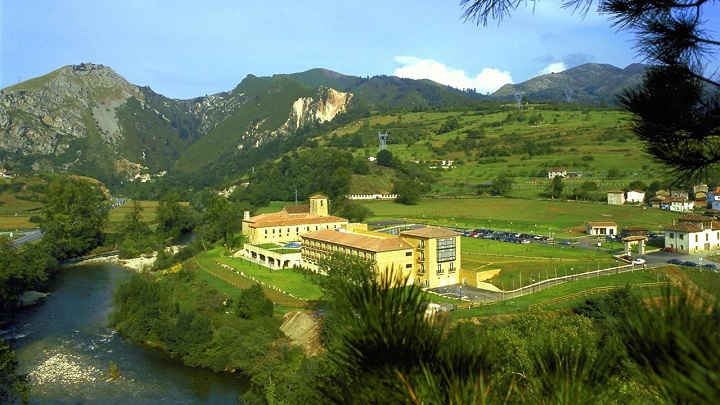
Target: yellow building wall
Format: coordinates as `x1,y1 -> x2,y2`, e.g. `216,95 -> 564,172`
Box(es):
300,241 -> 413,285
403,235 -> 462,289
374,249 -> 415,285
245,221 -> 346,245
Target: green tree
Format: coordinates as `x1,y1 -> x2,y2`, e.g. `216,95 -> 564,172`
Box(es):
40,177 -> 108,259
315,257 -> 495,404
606,167 -> 622,180
118,200 -> 156,259
331,196 -> 374,223
490,172 -> 513,196
612,289 -> 720,403
436,116 -> 461,134
156,192 -> 195,238
192,191 -> 242,251
546,176 -> 564,199
626,179 -> 648,192
0,340 -> 29,404
393,179 -> 421,205
460,0 -> 720,181
235,284 -> 274,320
376,149 -> 394,167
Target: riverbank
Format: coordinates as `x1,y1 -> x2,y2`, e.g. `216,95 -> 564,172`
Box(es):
72,253 -> 157,272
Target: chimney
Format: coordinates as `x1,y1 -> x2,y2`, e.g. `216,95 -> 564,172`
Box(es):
243,211 -> 250,220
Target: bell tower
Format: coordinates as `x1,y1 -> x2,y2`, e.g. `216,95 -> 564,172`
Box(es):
309,194 -> 329,217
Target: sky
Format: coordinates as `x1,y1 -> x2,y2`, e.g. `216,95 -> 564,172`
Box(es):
1,1 -> 651,99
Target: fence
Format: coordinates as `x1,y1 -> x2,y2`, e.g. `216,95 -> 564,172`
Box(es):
527,282 -> 670,310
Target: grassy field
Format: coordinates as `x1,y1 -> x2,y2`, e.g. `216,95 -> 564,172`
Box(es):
0,176 -> 46,230
358,197 -> 678,236
106,200 -> 161,232
338,105 -> 667,196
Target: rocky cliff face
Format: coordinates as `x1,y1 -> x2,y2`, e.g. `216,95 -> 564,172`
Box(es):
0,63 -> 142,158
284,87 -> 352,132
0,63 -> 354,181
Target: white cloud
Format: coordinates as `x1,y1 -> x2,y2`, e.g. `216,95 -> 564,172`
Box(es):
537,62 -> 567,76
393,56 -> 513,94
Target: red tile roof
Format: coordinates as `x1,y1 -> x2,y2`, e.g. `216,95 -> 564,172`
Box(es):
400,226 -> 461,238
244,211 -> 346,228
302,229 -> 413,252
587,222 -> 618,227
665,223 -> 703,232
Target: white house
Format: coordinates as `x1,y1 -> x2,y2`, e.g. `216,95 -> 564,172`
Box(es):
670,199 -> 695,212
664,214 -> 720,254
548,169 -> 567,179
586,222 -> 618,236
626,190 -> 646,204
660,197 -> 694,212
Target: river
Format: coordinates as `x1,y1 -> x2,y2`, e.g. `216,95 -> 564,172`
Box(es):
10,262 -> 246,404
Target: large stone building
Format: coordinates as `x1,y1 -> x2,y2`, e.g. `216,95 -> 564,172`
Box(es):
239,194 -> 348,268
664,214 -> 720,254
239,194 -> 463,288
300,226 -> 462,288
241,194 -> 347,245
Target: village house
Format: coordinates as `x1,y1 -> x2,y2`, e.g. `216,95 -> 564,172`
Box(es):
660,197 -> 695,212
586,221 -> 618,236
626,190 -> 646,204
664,214 -> 720,254
548,169 -> 567,179
607,190 -> 625,205
649,195 -> 664,208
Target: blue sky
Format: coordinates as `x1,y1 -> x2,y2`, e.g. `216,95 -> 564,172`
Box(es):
1,1 -> 654,99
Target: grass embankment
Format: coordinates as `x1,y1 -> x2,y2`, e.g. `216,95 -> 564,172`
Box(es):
191,248 -> 319,311
461,236 -> 619,289
452,269 -> 670,318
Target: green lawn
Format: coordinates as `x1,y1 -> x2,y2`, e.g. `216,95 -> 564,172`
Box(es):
358,197 -> 677,236
209,252 -> 322,301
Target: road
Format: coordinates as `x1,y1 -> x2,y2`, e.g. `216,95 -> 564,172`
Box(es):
10,229 -> 44,247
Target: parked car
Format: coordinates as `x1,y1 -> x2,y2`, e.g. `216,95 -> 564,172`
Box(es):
632,258 -> 646,265
667,258 -> 685,265
661,247 -> 676,252
702,263 -> 717,270
559,240 -> 572,245
684,261 -> 699,267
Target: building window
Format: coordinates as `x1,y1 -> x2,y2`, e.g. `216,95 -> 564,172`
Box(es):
405,251 -> 412,256
680,234 -> 684,240
437,263 -> 443,274
405,263 -> 412,269
437,238 -> 456,262
449,262 -> 455,273
419,240 -> 425,249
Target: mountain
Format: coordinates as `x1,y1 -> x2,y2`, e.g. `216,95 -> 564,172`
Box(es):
0,62 -> 644,187
491,63 -> 646,104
